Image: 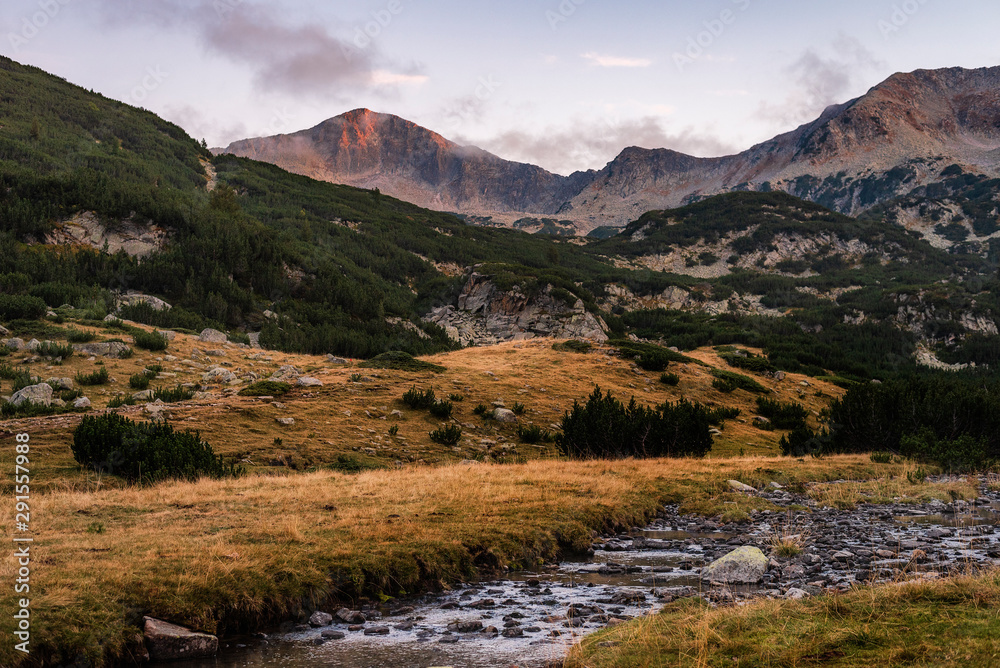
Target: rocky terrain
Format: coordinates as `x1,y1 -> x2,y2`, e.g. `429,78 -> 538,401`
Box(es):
219,67 -> 1000,235
423,271 -> 608,346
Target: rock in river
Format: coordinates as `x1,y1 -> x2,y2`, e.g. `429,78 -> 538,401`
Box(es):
143,617 -> 218,661
701,546 -> 769,584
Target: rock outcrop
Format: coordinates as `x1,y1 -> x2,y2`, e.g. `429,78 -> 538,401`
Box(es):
143,617 -> 218,661
423,272 -> 608,347
701,546 -> 769,584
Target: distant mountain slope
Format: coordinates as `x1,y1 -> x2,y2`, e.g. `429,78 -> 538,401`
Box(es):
220,67 -> 1000,234
219,108 -> 595,216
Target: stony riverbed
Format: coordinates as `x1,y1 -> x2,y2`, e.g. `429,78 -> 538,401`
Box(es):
170,476 -> 1000,668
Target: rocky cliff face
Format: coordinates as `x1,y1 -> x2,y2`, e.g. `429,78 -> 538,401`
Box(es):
423,272 -> 608,346
219,67 -> 1000,234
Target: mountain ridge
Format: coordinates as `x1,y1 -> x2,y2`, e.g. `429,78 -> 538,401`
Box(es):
218,66 -> 1000,233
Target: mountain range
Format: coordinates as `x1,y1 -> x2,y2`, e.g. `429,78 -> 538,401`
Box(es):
218,67 -> 1000,234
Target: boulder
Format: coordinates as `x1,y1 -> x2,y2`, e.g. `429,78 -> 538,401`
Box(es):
326,355 -> 348,364
334,608 -> 366,624
727,480 -> 757,493
701,546 -> 769,584
118,293 -> 172,312
143,617 -> 218,661
297,377 -> 324,387
103,314 -> 122,323
202,368 -> 237,384
492,408 -> 518,423
5,338 -> 25,351
131,390 -> 155,402
276,417 -> 295,426
72,342 -> 132,359
10,383 -> 53,408
0,325 -> 9,336
309,611 -> 333,627
73,396 -> 92,410
46,377 -> 74,390
785,588 -> 810,600
269,365 -> 302,383
198,328 -> 228,344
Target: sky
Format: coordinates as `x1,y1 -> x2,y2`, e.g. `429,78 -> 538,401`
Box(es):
3,0 -> 1000,175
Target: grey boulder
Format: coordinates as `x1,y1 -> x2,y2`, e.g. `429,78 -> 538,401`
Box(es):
701,546 -> 769,584
143,617 -> 218,661
10,383 -> 53,408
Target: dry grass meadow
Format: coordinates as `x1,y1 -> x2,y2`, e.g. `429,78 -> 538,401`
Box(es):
0,321 -> 980,666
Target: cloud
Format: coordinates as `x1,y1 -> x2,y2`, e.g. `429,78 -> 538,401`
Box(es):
758,35 -> 884,128
91,0 -> 419,97
457,117 -> 737,175
581,52 -> 653,68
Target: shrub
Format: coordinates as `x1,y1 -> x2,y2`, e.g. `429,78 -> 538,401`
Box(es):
552,340 -> 592,354
429,399 -> 453,419
402,387 -> 436,410
660,372 -> 680,386
38,341 -> 74,359
755,397 -> 809,430
0,294 -> 47,320
613,341 -> 700,368
473,403 -> 490,417
238,381 -> 292,397
517,424 -> 553,444
710,369 -> 769,394
559,386 -> 713,459
228,331 -> 251,346
153,385 -> 195,403
449,393 -> 465,402
108,394 -> 137,409
720,351 -> 775,374
707,406 -> 741,425
71,413 -> 235,482
361,351 -> 445,373
328,453 -> 386,474
430,424 -> 463,446
511,402 -> 526,416
133,330 -> 168,351
899,429 -> 992,472
66,328 -> 96,343
388,425 -> 399,437
75,367 -> 110,386
129,374 -> 151,390
349,374 -> 363,383
870,451 -> 894,464
779,425 -> 827,457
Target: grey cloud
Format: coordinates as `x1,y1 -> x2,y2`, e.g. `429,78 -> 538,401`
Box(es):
759,35 -> 884,128
460,117 -> 737,175
93,0 -> 411,97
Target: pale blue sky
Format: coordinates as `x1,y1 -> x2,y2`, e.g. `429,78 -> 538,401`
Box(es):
3,0 -> 999,174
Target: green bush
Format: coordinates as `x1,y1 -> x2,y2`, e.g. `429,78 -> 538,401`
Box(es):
328,453 -> 387,474
430,424 -> 462,446
153,385 -> 195,403
66,328 -> 96,343
133,329 -> 169,351
402,387 -> 436,410
129,374 -> 151,391
552,340 -> 592,354
473,403 -> 490,417
429,399 -> 453,419
0,294 -> 47,320
779,426 -> 827,457
517,424 -> 553,444
75,367 -> 110,386
71,413 -> 236,482
362,351 -> 445,373
755,397 -> 809,430
108,394 -> 137,409
707,406 -> 741,426
899,429 -> 992,472
660,372 -> 680,386
449,393 -> 465,402
511,402 -> 526,416
38,341 -> 74,359
710,369 -> 769,394
559,386 -> 714,459
238,381 -> 292,397
720,351 -> 775,374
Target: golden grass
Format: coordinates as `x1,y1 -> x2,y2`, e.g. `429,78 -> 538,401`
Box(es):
807,462 -> 979,509
0,454 -> 904,667
566,569 -> 1000,667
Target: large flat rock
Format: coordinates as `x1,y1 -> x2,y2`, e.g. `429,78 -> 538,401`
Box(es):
143,617 -> 218,661
701,546 -> 768,584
